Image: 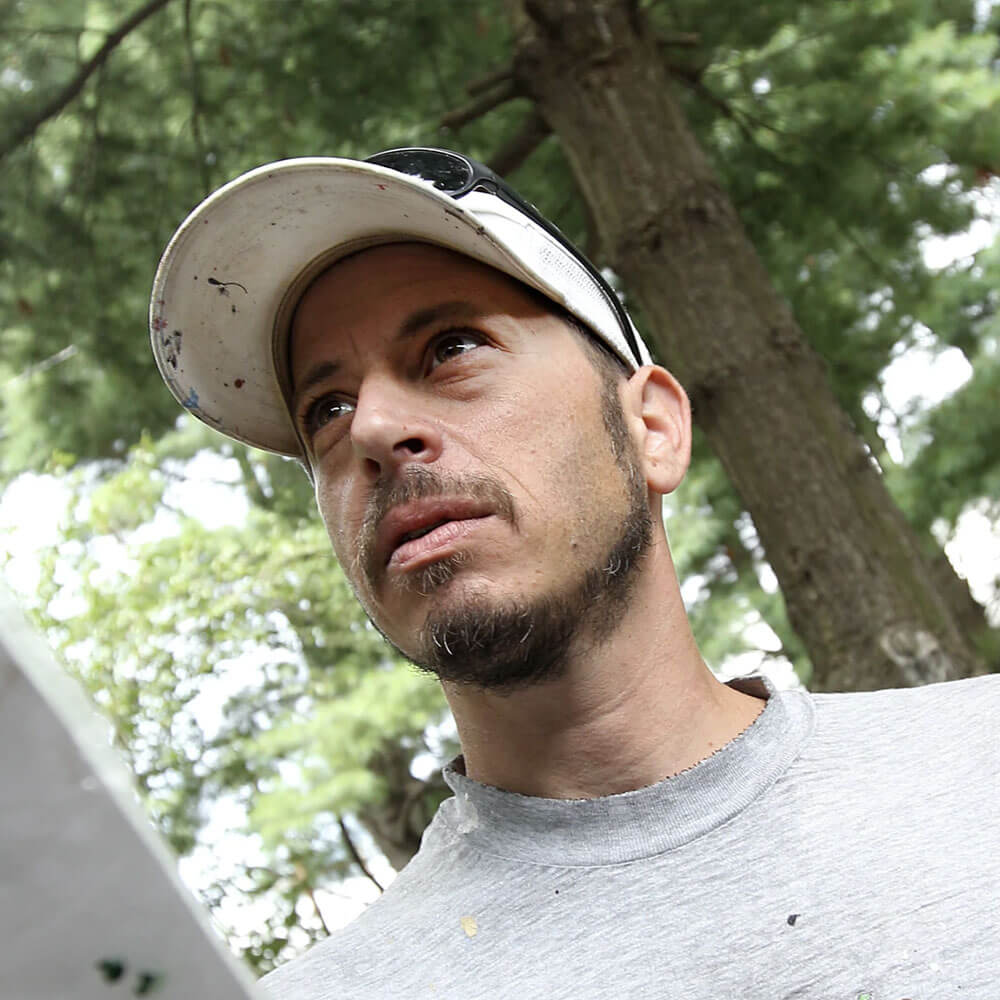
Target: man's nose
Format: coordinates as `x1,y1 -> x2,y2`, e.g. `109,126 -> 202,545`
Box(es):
349,377 -> 443,476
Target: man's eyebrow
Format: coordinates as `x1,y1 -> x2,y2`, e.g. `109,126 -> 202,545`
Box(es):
397,300 -> 483,341
291,301 -> 484,410
291,359 -> 340,411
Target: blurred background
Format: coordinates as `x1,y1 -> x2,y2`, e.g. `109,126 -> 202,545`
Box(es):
2,0 -> 999,976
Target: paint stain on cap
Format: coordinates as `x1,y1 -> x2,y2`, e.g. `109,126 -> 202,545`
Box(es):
460,915 -> 478,938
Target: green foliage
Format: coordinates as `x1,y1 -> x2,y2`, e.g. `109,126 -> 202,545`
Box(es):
885,238 -> 1000,534
891,350 -> 1000,530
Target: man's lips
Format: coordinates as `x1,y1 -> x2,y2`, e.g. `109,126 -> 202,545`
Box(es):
377,498 -> 496,568
389,517 -> 492,570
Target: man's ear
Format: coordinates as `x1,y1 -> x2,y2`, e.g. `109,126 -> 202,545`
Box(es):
622,365 -> 691,496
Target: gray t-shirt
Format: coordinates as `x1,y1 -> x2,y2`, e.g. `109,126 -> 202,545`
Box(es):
261,674 -> 1000,998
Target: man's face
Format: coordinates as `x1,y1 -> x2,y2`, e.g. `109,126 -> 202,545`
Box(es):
289,243 -> 652,689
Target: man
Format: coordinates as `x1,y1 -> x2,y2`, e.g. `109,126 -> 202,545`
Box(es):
151,149 -> 999,998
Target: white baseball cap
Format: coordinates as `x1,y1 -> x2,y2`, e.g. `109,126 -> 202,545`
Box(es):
149,148 -> 652,457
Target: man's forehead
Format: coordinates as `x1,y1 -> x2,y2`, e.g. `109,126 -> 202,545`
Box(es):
291,293 -> 519,361
288,244 -> 553,373
299,240 -> 496,300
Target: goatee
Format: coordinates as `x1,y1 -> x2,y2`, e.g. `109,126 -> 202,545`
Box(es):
416,468 -> 652,691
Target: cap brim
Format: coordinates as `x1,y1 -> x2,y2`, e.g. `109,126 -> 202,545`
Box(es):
151,157 -> 651,456
150,159 -> 564,456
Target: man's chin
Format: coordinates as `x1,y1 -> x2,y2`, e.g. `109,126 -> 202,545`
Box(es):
363,580 -> 559,692
385,550 -> 471,597
370,467 -> 653,692
412,590 -> 578,692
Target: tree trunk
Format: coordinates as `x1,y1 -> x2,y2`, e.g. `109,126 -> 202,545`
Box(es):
856,419 -> 997,665
357,744 -> 449,871
509,0 -> 988,691
927,547 -> 997,672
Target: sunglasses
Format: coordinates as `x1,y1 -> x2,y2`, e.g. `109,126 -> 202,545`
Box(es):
364,147 -> 643,366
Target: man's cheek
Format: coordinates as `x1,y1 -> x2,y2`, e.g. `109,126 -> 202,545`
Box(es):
333,523 -> 357,571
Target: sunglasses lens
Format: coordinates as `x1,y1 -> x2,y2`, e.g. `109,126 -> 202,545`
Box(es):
365,149 -> 472,194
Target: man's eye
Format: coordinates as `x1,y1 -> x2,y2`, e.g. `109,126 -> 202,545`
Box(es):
428,330 -> 485,370
304,394 -> 354,436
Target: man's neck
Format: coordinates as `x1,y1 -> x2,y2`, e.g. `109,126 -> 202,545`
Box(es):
443,539 -> 766,799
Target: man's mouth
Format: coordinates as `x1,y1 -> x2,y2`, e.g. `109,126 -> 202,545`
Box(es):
396,519 -> 452,545
378,499 -> 497,570
388,517 -> 491,570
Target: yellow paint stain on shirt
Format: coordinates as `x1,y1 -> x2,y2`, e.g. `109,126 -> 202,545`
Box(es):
460,915 -> 478,938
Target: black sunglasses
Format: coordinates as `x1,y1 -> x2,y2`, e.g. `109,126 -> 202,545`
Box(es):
364,147 -> 643,366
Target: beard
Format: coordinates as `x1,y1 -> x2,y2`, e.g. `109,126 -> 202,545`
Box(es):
354,393 -> 654,693
418,466 -> 652,691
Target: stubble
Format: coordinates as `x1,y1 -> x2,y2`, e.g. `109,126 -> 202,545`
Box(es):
352,376 -> 653,693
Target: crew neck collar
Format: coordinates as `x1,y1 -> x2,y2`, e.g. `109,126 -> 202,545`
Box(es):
438,676 -> 814,866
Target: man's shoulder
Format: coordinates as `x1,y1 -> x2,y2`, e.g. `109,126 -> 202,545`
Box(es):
258,863 -> 478,1000
801,671 -> 999,772
258,914 -> 387,1000
810,670 -> 1000,720
258,807 -> 474,999
258,875 -> 428,998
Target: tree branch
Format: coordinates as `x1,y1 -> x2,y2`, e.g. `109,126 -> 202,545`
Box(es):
303,883 -> 331,937
657,31 -> 701,48
0,26 -> 94,40
487,109 -> 551,176
465,63 -> 514,96
675,74 -> 907,277
234,449 -> 272,510
338,816 -> 384,893
0,0 -> 177,162
183,0 -> 213,193
676,71 -> 910,183
670,72 -> 790,167
416,13 -> 452,114
6,345 -> 78,385
440,77 -> 519,132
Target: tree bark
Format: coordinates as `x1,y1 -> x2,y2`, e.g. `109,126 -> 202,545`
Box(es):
853,419 -> 996,658
487,109 -> 551,176
509,0 -> 988,691
357,744 -> 449,870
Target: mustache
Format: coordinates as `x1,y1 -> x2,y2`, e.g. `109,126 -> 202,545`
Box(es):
355,466 -> 518,588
